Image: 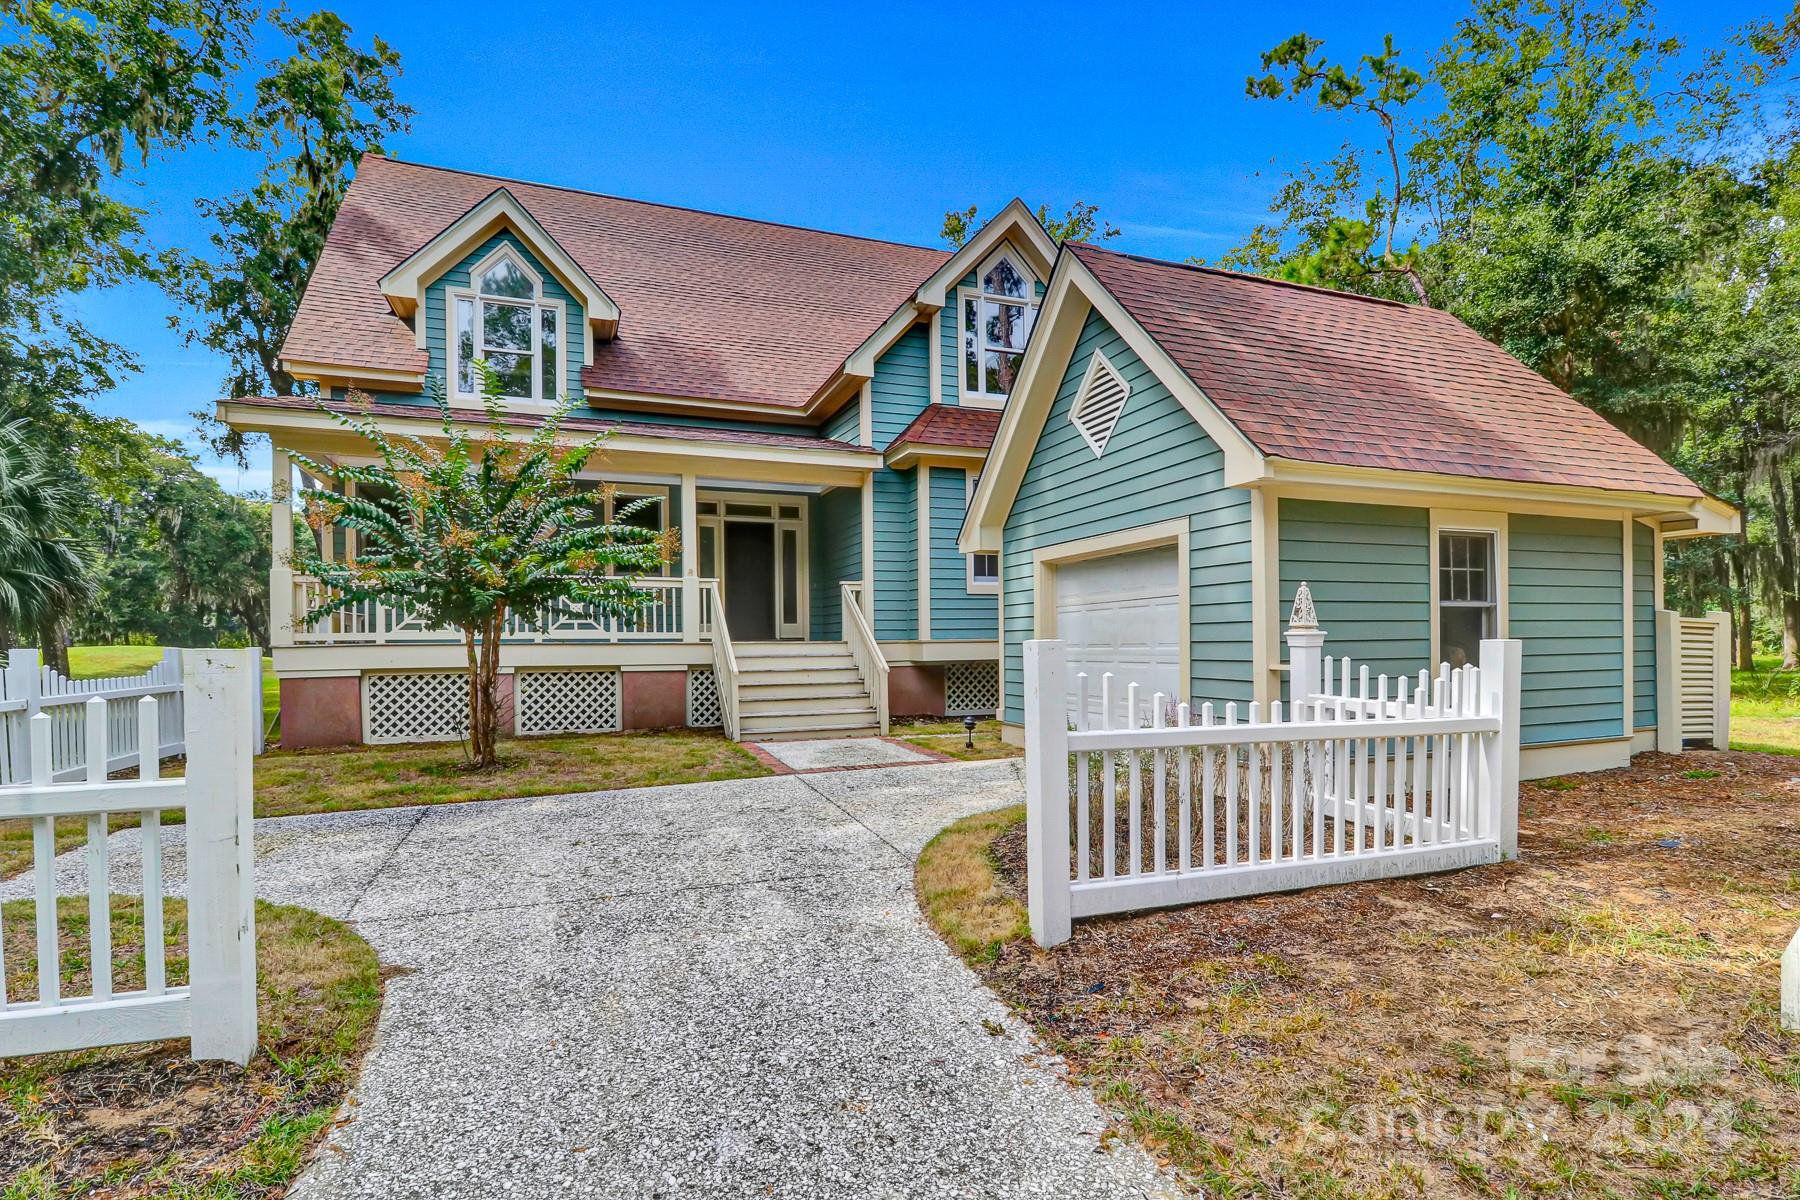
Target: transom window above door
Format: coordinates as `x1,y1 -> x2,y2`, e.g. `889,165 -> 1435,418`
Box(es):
960,249 -> 1038,408
451,248 -> 562,405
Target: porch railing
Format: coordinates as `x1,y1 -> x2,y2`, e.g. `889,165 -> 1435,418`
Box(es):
291,576 -> 709,644
841,581 -> 889,735
702,580 -> 740,740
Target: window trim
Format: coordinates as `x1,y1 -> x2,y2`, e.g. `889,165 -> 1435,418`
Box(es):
448,245 -> 567,409
966,473 -> 999,593
957,246 -> 1039,410
1429,510 -> 1509,669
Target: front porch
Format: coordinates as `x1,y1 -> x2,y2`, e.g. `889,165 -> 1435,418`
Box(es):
236,398 -> 999,747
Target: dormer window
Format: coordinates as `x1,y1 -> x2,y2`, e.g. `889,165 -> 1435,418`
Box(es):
960,249 -> 1037,408
451,248 -> 562,404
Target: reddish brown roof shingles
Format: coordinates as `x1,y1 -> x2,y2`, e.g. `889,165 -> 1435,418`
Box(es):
226,395 -> 875,455
282,156 -> 949,410
1069,243 -> 1701,499
885,405 -> 1001,452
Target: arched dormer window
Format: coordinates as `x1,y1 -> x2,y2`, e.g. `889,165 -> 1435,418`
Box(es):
959,248 -> 1038,408
450,247 -> 563,405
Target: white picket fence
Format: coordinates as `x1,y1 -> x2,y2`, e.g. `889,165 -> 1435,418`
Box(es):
0,650 -> 259,1065
0,649 -> 193,784
1023,627 -> 1522,946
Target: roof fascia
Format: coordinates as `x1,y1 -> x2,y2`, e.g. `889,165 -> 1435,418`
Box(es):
916,199 -> 1057,306
378,187 -> 622,338
960,249 -> 1267,553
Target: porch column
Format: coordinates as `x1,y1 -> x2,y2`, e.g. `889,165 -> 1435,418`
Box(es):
681,471 -> 699,642
860,471 -> 875,623
270,445 -> 294,648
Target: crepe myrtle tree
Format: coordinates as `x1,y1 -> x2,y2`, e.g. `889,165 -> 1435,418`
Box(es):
287,367 -> 674,767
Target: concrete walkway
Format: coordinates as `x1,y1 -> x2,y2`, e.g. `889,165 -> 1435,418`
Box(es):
14,759 -> 1175,1199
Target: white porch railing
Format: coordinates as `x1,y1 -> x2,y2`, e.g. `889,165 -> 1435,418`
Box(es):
291,576 -> 704,643
841,582 -> 889,735
0,650 -> 194,784
703,580 -> 741,740
0,650 -> 259,1064
1023,617 -> 1522,946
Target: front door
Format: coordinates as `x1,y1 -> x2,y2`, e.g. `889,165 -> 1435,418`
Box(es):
724,521 -> 776,640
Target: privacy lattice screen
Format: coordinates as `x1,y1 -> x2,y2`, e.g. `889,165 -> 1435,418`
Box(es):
687,668 -> 721,728
944,661 -> 999,717
515,669 -> 621,735
363,672 -> 469,744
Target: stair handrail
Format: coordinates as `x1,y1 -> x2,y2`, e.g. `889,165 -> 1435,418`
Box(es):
840,581 -> 889,735
702,580 -> 741,740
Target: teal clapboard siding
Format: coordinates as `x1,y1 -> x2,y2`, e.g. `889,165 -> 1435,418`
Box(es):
1000,307 -> 1253,722
939,269 -> 975,405
930,467 -> 999,640
870,325 -> 930,444
1278,500 -> 1431,690
874,468 -> 916,640
1634,521 -> 1657,729
823,396 -> 861,444
810,487 -> 861,640
1509,514 -> 1625,745
588,409 -> 821,437
424,231 -> 583,399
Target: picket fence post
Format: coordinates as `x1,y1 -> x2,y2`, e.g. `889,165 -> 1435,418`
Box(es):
183,648 -> 259,1065
1024,639 -> 1072,948
2,649 -> 38,778
1478,639 -> 1523,859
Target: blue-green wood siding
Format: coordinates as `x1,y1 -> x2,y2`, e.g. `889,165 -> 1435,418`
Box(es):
1510,515 -> 1625,745
929,467 -> 999,640
938,269 -> 975,405
1000,307 -> 1253,722
1633,521 -> 1657,729
874,468 -> 916,640
810,487 -> 861,640
424,231 -> 583,399
1278,500 -> 1431,694
871,325 -> 929,444
587,409 -> 821,437
823,397 -> 860,444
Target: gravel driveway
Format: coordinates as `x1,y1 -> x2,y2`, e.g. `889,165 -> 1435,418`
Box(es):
13,758 -> 1175,1199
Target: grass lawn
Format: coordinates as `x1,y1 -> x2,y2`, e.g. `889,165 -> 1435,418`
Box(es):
67,644 -> 280,738
1730,653 -> 1800,753
892,717 -> 1021,761
918,752 -> 1800,1197
0,897 -> 382,1198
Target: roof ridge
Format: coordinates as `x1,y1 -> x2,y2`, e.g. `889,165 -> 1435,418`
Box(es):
1070,241 -> 1433,314
361,154 -> 951,259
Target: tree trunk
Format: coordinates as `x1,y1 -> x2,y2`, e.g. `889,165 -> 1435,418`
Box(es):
1731,549 -> 1756,670
463,626 -> 486,767
37,615 -> 69,676
1785,598 -> 1800,672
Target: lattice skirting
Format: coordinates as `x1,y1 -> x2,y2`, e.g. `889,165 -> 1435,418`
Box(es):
944,660 -> 999,717
687,667 -> 721,728
363,672 -> 470,744
516,669 -> 621,735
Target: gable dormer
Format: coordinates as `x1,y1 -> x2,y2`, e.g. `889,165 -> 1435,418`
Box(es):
376,188 -> 619,407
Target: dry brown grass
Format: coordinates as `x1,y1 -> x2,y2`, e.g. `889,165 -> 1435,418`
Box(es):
893,718 -> 1022,762
914,805 -> 1031,964
917,750 -> 1800,1198
1,898 -> 383,1198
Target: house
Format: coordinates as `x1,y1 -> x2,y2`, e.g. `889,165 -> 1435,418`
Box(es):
223,155 -> 1058,746
224,156 -> 1733,768
960,242 -> 1737,778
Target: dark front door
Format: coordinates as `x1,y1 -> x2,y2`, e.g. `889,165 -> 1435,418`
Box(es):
724,521 -> 776,640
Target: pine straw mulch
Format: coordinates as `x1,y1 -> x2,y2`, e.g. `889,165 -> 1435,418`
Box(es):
1,900 -> 386,1199
947,751 -> 1800,1198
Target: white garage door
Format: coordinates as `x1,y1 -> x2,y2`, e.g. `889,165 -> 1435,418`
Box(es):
1053,545 -> 1182,726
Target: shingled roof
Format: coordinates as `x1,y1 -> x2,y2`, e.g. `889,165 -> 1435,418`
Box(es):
282,156 -> 950,409
885,405 -> 1001,452
1069,243 -> 1701,498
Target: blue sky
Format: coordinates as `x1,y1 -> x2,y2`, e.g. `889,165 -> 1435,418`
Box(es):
72,0 -> 1758,493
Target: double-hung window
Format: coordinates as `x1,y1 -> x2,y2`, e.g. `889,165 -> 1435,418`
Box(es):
960,251 -> 1037,407
1438,530 -> 1497,669
452,249 -> 562,405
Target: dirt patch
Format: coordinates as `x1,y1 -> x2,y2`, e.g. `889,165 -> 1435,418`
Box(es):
929,751 -> 1800,1198
0,900 -> 384,1198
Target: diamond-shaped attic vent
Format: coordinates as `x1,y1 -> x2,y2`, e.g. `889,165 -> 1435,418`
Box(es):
1070,349 -> 1131,457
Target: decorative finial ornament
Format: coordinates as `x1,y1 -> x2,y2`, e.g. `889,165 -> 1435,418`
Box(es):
1288,581 -> 1318,630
